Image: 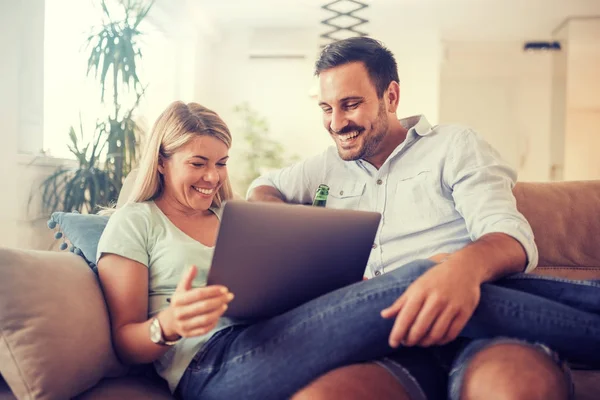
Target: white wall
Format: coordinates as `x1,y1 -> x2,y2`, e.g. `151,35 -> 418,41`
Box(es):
369,25 -> 442,124
0,1 -> 21,247
0,0 -> 47,248
202,27 -> 326,195
556,18 -> 600,181
439,41 -> 553,182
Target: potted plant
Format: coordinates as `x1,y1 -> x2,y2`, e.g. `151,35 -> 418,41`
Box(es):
231,103 -> 300,195
36,0 -> 153,214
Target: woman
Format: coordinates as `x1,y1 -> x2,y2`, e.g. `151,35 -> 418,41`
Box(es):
97,101 -> 600,400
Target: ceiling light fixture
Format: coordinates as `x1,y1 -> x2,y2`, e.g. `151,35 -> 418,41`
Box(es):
523,41 -> 562,51
320,0 -> 369,47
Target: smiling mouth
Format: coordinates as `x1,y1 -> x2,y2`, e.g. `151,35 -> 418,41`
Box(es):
337,131 -> 361,142
192,186 -> 215,195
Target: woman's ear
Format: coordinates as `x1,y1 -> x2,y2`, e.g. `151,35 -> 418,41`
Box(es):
157,156 -> 165,174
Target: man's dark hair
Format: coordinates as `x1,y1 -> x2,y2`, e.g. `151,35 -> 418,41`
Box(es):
315,37 -> 399,98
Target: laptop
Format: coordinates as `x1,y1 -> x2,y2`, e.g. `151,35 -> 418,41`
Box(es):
206,200 -> 381,319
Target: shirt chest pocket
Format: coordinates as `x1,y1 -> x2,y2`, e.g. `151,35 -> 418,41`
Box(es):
390,170 -> 455,231
326,182 -> 366,210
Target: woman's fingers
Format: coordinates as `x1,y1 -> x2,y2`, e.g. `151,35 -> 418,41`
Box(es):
178,305 -> 229,337
176,265 -> 198,292
172,285 -> 230,307
175,292 -> 234,319
169,266 -> 234,338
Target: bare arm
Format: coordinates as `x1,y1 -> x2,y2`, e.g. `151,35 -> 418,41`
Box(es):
246,185 -> 287,203
245,151 -> 331,204
98,255 -> 233,365
445,232 -> 527,284
97,254 -> 171,364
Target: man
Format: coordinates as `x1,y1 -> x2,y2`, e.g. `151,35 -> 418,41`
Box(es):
247,37 -> 574,399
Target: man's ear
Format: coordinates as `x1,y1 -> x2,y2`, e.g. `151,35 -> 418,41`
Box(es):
386,81 -> 400,113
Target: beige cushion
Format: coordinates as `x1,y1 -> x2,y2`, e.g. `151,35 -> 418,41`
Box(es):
117,169 -> 139,208
75,377 -> 174,400
514,181 -> 600,269
0,247 -> 126,400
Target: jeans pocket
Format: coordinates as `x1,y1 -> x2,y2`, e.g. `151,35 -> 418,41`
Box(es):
178,365 -> 212,399
188,326 -> 238,371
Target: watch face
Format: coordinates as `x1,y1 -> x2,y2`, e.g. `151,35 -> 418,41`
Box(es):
150,318 -> 162,344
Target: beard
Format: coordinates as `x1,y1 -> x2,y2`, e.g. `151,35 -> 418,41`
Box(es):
333,101 -> 389,162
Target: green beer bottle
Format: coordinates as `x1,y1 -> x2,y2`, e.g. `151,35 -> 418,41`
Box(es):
312,184 -> 329,207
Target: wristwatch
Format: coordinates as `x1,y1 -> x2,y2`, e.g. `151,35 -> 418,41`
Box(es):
149,317 -> 180,346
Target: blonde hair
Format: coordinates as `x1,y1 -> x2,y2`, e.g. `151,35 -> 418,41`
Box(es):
128,101 -> 233,208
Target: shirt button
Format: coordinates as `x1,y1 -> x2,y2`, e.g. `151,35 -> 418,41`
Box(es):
339,190 -> 344,195
372,243 -> 378,249
374,270 -> 382,276
376,179 -> 383,185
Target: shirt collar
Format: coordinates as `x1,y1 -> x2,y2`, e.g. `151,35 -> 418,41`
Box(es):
385,115 -> 433,160
354,115 -> 433,171
400,115 -> 433,138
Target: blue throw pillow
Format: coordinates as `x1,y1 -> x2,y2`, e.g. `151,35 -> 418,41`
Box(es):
47,212 -> 109,273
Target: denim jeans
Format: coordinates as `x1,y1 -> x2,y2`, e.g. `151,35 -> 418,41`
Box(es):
177,260 -> 600,400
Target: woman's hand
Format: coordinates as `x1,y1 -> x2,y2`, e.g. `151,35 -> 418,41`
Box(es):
159,265 -> 234,340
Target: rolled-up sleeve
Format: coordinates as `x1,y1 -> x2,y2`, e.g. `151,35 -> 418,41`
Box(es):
444,130 -> 538,272
246,150 -> 329,204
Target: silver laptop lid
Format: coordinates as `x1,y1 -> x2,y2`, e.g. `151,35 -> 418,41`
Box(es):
207,200 -> 381,319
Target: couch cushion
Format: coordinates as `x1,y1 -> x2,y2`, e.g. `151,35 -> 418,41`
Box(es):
74,376 -> 174,400
0,248 -> 126,400
514,181 -> 600,269
534,266 -> 600,281
47,212 -> 110,273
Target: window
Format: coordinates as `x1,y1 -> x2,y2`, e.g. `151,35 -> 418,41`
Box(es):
43,0 -> 186,159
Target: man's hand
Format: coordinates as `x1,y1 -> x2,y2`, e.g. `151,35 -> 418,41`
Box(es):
380,260 -> 481,348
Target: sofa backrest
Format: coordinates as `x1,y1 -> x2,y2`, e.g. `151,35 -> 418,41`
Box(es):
514,180 -> 600,278
117,169 -> 139,208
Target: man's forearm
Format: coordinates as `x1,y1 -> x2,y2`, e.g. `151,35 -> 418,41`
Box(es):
247,185 -> 286,203
444,232 -> 527,285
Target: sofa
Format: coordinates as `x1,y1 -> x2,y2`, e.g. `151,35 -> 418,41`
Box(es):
1,180 -> 599,400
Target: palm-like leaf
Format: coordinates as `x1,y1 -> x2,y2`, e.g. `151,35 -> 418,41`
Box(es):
37,117 -> 119,214
85,0 -> 153,104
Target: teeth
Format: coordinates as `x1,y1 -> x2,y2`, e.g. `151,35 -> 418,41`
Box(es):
193,186 -> 214,195
340,131 -> 359,141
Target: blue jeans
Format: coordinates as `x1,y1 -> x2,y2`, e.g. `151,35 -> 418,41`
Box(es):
177,260 -> 600,400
